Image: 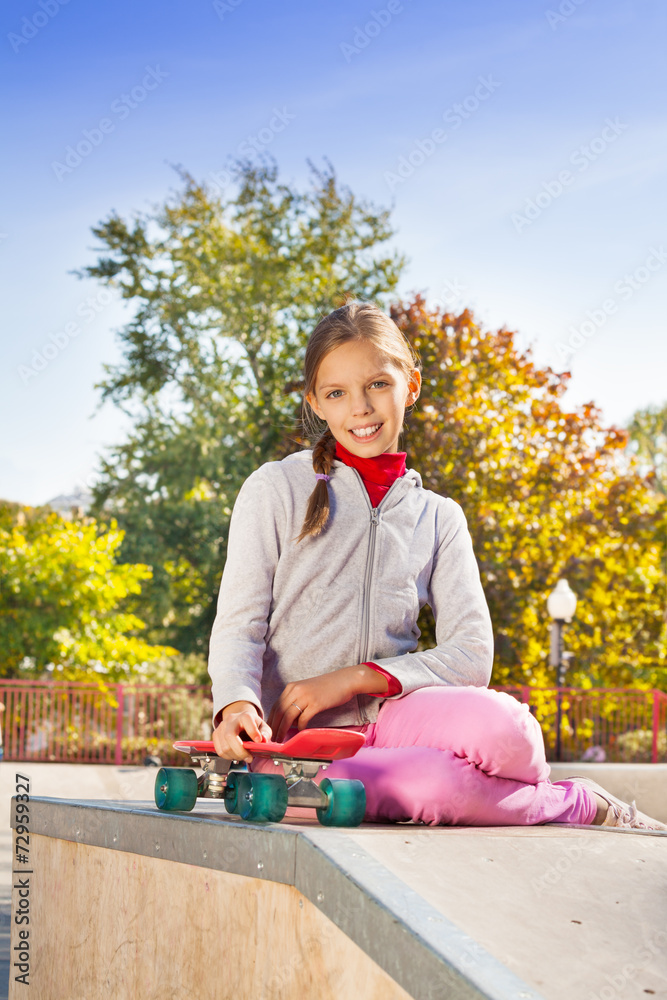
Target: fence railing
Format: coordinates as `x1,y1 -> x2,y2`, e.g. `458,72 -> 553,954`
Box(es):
0,681 -> 213,765
493,686 -> 667,763
0,681 -> 665,764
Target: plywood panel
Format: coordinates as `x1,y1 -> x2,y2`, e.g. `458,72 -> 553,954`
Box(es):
10,832 -> 413,1000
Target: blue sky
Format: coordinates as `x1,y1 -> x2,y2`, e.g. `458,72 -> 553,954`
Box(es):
2,0 -> 666,505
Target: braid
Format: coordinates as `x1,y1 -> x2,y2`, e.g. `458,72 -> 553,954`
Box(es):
295,430 -> 337,542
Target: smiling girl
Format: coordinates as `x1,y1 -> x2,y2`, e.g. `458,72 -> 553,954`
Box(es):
207,301 -> 665,830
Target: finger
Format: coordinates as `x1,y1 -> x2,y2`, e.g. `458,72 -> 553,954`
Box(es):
274,706 -> 295,743
212,727 -> 226,757
216,730 -> 243,761
267,689 -> 293,733
275,704 -> 303,744
243,712 -> 267,744
266,708 -> 279,738
228,732 -> 253,762
267,698 -> 285,732
296,710 -> 312,731
268,700 -> 291,742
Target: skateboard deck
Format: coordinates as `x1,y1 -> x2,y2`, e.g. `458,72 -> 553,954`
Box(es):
174,727 -> 365,762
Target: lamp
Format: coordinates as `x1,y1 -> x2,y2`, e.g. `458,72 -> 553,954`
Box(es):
548,578 -> 577,761
547,578 -> 577,623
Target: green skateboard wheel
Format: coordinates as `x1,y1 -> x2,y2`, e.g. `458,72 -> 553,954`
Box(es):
316,778 -> 366,827
224,770 -> 243,815
155,767 -> 198,812
236,773 -> 288,824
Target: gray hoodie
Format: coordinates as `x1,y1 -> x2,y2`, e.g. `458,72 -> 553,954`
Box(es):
208,449 -> 494,728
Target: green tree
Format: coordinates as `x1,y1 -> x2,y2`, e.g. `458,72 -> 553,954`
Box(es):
74,154 -> 666,690
0,502 -> 175,680
396,296 -> 667,690
626,400 -> 667,665
627,401 -> 667,496
76,156 -> 406,654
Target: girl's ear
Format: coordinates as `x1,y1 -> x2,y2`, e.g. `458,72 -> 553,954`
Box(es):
306,391 -> 325,421
406,369 -> 422,405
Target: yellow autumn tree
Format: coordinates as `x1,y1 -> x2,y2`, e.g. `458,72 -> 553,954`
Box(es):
395,296 -> 667,691
0,502 -> 176,681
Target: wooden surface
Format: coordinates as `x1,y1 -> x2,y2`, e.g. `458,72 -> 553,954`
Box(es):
10,832 -> 413,1000
8,779 -> 667,1000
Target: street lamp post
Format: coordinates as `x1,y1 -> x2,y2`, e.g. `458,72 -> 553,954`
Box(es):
547,579 -> 578,762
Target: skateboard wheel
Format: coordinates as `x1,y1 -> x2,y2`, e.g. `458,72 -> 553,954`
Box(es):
155,767 -> 198,812
224,770 -> 243,815
236,773 -> 288,824
316,778 -> 366,827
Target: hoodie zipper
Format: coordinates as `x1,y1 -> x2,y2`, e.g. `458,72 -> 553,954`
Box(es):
360,506 -> 379,666
355,503 -> 379,725
351,470 -> 404,725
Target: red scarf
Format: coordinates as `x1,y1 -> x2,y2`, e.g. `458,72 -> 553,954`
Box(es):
335,441 -> 407,508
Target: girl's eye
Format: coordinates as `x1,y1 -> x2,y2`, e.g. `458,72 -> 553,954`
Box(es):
325,382 -> 388,398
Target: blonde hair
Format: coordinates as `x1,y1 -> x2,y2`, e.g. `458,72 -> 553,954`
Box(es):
296,301 -> 421,542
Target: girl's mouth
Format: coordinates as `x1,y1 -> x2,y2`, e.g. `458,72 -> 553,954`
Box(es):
349,422 -> 383,442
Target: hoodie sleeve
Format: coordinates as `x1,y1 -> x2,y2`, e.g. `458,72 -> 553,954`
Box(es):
363,662 -> 403,696
370,498 -> 493,695
207,465 -> 286,725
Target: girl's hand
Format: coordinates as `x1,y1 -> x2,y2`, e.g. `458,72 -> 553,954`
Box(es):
212,701 -> 272,762
267,665 -> 388,743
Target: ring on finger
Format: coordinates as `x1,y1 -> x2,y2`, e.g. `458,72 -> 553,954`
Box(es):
292,702 -> 303,713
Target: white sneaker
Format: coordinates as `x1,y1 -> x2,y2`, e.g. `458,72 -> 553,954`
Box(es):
566,774 -> 667,831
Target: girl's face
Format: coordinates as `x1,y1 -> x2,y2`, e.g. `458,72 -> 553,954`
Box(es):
306,340 -> 421,457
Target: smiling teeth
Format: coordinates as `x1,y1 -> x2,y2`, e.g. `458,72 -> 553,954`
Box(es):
351,423 -> 381,438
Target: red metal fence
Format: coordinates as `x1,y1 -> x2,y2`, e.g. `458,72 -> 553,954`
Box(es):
0,680 -> 665,764
0,681 -> 213,765
494,686 -> 667,763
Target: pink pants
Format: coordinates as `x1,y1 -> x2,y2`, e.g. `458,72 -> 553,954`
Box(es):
251,686 -> 597,826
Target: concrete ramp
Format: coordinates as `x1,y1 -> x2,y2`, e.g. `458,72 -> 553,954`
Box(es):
8,790 -> 667,1000
345,823 -> 667,998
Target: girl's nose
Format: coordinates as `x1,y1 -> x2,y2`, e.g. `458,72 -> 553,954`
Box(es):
351,393 -> 372,414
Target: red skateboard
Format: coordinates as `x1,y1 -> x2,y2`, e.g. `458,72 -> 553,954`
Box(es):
155,728 -> 366,827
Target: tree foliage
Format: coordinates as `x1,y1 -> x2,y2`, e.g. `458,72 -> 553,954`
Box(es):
75,157 -> 405,653
0,502 -> 175,680
74,157 -> 666,691
396,297 -> 667,689
627,401 -> 667,497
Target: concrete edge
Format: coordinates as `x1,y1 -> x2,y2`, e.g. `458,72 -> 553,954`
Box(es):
296,829 -> 545,1000
11,798 -> 545,1000
12,798 -> 298,885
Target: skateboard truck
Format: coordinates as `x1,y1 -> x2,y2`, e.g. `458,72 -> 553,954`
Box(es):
271,755 -> 330,809
158,750 -> 238,801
